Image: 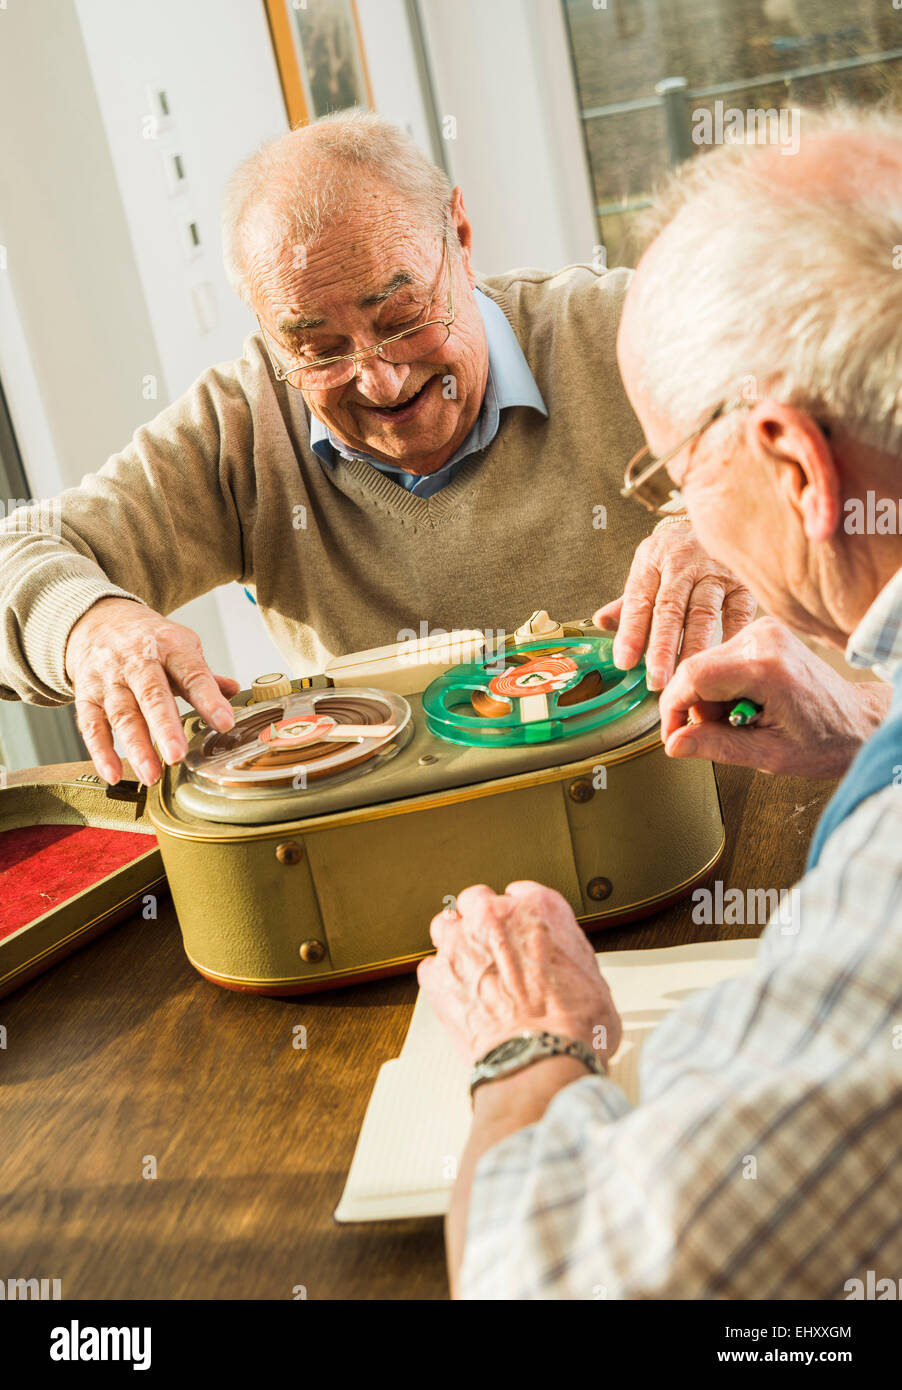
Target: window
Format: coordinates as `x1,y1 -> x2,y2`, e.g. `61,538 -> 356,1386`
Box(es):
0,378 -> 84,769
563,0 -> 902,266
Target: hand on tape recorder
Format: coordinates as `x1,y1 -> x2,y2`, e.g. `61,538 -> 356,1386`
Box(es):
593,525 -> 756,691
65,596 -> 238,787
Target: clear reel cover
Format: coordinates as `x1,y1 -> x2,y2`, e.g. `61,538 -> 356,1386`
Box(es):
182,688 -> 412,797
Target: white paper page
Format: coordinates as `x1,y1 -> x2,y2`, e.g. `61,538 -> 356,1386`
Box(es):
334,1054 -> 471,1221
336,937 -> 759,1222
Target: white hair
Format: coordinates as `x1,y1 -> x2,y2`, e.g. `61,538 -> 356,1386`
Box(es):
630,106 -> 902,458
221,112 -> 453,306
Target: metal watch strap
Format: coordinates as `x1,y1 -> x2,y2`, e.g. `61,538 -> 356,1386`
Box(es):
652,513 -> 693,532
469,1030 -> 605,1097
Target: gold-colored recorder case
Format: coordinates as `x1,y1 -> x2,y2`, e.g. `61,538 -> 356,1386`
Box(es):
148,678 -> 725,996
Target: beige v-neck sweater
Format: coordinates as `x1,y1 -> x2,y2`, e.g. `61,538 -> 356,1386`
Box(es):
0,264 -> 651,704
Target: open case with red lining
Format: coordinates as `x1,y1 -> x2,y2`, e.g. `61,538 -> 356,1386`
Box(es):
0,774 -> 163,998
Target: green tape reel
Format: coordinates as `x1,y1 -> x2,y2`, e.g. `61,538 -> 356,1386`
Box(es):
422,636 -> 648,746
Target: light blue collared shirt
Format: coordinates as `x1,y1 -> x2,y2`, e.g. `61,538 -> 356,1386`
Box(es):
846,563 -> 902,683
308,288 -> 548,498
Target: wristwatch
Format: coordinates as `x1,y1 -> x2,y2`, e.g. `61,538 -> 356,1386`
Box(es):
469,1030 -> 606,1097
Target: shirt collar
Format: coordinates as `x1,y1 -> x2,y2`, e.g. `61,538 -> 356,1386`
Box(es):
308,286 -> 547,471
845,564 -> 902,680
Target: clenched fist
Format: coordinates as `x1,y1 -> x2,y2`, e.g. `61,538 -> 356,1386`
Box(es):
65,597 -> 238,786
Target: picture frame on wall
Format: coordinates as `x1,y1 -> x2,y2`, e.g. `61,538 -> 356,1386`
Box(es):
264,0 -> 373,126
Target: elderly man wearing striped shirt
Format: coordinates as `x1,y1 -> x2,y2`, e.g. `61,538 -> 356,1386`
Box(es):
419,107 -> 902,1300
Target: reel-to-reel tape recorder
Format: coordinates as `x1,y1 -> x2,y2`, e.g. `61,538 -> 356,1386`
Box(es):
148,615 -> 725,994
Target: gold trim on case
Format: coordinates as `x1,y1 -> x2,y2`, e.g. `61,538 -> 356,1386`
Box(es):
150,728 -> 666,845
183,945 -> 429,987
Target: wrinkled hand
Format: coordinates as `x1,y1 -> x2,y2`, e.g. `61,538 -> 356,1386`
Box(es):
417,881 -> 622,1066
65,597 -> 238,785
594,523 -> 756,690
659,616 -> 891,778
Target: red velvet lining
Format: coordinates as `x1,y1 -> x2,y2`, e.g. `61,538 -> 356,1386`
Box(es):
0,824 -> 157,939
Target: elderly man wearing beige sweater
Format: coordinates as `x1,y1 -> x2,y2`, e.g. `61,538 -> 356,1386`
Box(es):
0,111 -> 853,788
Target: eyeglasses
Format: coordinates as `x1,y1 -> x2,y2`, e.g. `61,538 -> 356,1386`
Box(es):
620,396 -> 752,515
257,234 -> 455,391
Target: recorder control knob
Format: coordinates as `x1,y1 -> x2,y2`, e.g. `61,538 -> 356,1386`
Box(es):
251,672 -> 293,703
514,610 -> 564,644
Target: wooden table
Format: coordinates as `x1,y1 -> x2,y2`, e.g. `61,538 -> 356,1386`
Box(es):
0,759 -> 835,1300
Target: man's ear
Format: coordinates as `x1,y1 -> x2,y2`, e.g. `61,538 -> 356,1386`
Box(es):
746,400 -> 841,543
449,187 -> 477,288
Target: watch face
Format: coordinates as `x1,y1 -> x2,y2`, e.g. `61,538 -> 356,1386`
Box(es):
484,1037 -> 532,1066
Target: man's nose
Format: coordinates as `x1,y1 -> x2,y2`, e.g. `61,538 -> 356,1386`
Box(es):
352,354 -> 411,401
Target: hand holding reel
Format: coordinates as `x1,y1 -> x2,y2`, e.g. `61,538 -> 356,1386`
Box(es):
421,635 -> 648,746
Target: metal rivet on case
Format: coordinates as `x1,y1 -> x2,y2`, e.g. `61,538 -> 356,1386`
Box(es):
418,754 -> 438,765
587,877 -> 613,902
568,778 -> 594,803
299,939 -> 326,964
276,841 -> 303,865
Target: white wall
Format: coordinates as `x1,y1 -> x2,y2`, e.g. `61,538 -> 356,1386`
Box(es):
2,0 -> 597,704
73,0 -> 287,401
356,0 -> 443,165
73,0 -> 295,684
0,0 -> 163,497
417,0 -> 598,274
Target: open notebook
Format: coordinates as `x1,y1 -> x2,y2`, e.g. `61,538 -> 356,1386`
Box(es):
335,936 -> 759,1222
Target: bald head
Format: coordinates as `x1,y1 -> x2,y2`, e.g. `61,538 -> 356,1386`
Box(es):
222,112 -> 453,307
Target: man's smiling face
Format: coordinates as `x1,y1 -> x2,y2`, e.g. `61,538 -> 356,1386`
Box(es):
251,186 -> 488,475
